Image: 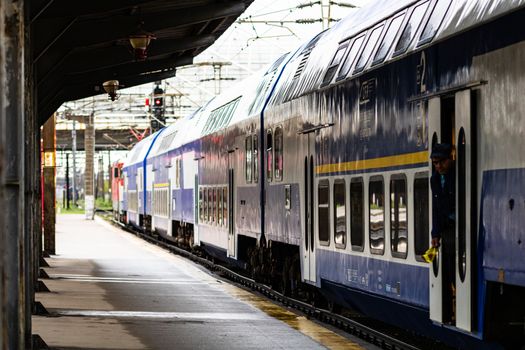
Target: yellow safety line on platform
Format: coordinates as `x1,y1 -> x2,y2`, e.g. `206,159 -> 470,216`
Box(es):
316,150 -> 429,175
219,284 -> 364,350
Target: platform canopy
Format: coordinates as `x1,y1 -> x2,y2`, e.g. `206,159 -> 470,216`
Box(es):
32,0 -> 253,124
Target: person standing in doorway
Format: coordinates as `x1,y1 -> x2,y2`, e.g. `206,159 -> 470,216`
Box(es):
430,143 -> 456,323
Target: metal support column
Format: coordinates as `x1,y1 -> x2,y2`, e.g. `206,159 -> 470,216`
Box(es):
42,115 -> 56,254
1,0 -> 27,348
85,114 -> 95,219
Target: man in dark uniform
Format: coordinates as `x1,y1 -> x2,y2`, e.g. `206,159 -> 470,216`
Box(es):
430,143 -> 455,323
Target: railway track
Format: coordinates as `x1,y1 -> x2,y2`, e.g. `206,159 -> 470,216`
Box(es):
108,216 -> 449,350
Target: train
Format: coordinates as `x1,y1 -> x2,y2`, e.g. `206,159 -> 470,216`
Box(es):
111,1 -> 525,348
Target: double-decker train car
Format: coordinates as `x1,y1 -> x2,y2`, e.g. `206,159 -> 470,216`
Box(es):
118,0 -> 525,348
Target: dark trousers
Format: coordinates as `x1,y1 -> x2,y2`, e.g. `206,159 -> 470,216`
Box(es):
441,227 -> 455,322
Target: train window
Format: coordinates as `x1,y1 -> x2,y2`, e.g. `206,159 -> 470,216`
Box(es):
369,177 -> 385,255
175,158 -> 182,189
245,136 -> 253,183
267,130 -> 273,182
199,188 -> 203,221
372,13 -> 405,65
336,34 -> 365,81
354,24 -> 384,74
390,175 -> 408,259
393,1 -> 430,56
253,135 -> 259,183
113,167 -> 120,179
213,188 -> 217,224
418,0 -> 452,46
333,179 -> 346,249
218,187 -> 223,226
204,188 -> 208,222
208,188 -> 213,223
414,173 -> 429,261
350,178 -> 364,251
223,187 -> 228,228
321,40 -> 350,87
318,179 -> 330,245
274,126 -> 283,181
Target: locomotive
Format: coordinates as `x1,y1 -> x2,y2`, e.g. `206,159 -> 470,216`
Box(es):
112,1 -> 525,348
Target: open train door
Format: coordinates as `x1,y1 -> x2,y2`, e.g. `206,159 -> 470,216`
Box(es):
301,132 -> 316,284
454,89 -> 477,332
428,96 -> 443,323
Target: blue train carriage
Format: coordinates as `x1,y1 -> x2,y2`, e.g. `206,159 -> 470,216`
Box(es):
196,72 -> 269,267
122,129 -> 165,229
265,0 -> 525,348
147,109 -> 208,247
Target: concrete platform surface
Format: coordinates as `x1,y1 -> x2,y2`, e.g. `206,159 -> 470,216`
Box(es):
33,214 -> 377,350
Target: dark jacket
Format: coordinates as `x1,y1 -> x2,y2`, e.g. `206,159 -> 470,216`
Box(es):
430,165 -> 455,239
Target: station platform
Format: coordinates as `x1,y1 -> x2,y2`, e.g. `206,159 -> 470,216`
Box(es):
32,214 -> 377,350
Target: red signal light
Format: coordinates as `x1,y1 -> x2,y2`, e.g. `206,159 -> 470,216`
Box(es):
145,98 -> 150,106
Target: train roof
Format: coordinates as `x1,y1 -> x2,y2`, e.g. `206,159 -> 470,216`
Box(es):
123,128 -> 165,168
266,0 -> 525,104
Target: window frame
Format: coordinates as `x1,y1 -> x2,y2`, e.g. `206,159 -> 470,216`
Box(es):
245,135 -> 253,183
266,129 -> 273,182
371,12 -> 406,66
336,34 -> 366,82
369,176 -> 385,255
353,22 -> 385,74
318,179 -> 331,246
350,177 -> 365,252
390,174 -> 408,259
417,0 -> 452,47
333,178 -> 347,249
392,0 -> 431,57
274,126 -> 284,181
321,39 -> 350,87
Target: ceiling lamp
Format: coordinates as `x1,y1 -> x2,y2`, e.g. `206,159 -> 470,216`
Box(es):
129,33 -> 155,61
102,80 -> 121,101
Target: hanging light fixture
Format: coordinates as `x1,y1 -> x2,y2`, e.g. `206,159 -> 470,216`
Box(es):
129,31 -> 155,61
102,80 -> 121,101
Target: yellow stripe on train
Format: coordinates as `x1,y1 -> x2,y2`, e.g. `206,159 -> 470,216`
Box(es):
316,150 -> 429,175
153,183 -> 169,188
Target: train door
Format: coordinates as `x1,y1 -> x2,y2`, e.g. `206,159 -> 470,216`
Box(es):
302,133 -> 316,284
227,151 -> 236,258
454,89 -> 477,332
428,97 -> 443,323
428,90 -> 478,331
194,174 -> 200,245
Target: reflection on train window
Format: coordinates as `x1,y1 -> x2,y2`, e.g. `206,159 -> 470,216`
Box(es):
369,177 -> 385,255
393,1 -> 430,56
321,39 -> 349,86
199,188 -> 203,221
418,0 -> 452,45
267,130 -> 273,182
390,175 -> 408,259
350,178 -> 364,251
253,135 -> 259,183
245,136 -> 253,183
318,179 -> 330,245
212,188 -> 217,224
204,188 -> 208,222
373,13 -> 405,65
218,187 -> 223,226
414,174 -> 429,261
223,187 -> 228,227
333,179 -> 346,249
354,24 -> 384,73
336,34 -> 365,80
208,188 -> 213,223
274,126 -> 283,181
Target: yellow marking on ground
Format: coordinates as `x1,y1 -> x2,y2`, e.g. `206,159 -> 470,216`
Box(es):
153,183 -> 169,188
219,284 -> 364,350
316,150 -> 429,175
